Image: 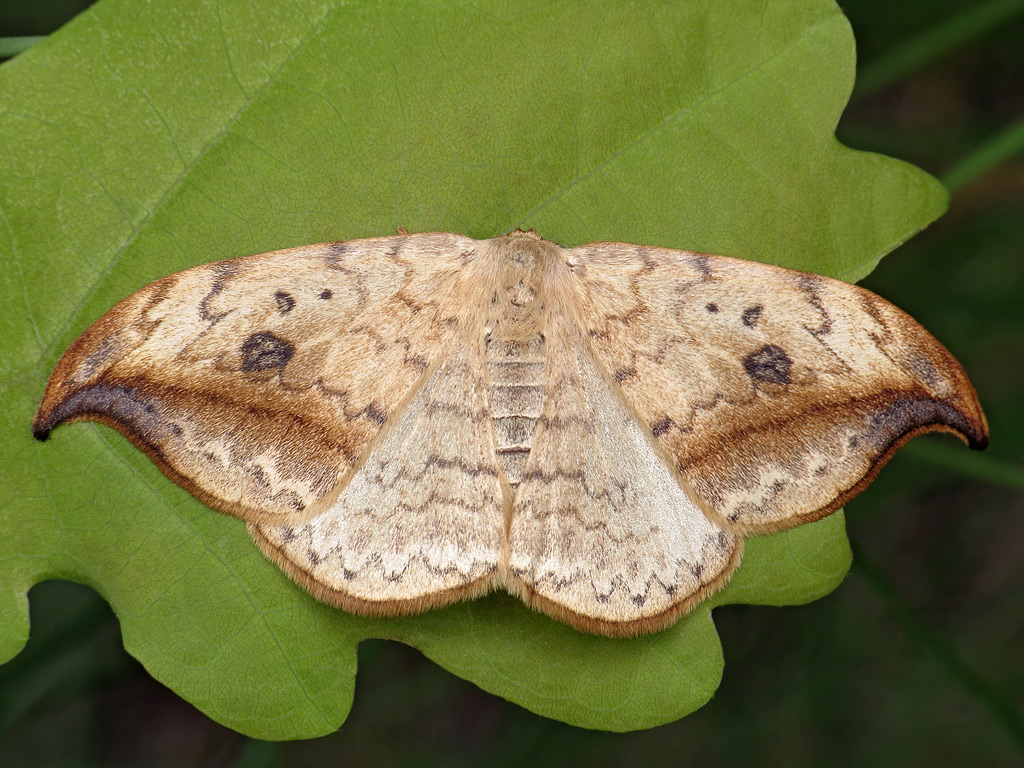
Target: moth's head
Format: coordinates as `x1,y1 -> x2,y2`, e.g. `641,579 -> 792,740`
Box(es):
504,227 -> 541,241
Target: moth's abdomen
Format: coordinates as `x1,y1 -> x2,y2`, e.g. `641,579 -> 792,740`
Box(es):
486,336 -> 546,492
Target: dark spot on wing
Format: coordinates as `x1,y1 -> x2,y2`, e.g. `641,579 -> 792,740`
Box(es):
241,332 -> 295,372
325,242 -> 349,259
319,289 -> 333,300
692,255 -> 711,277
275,291 -> 295,314
742,305 -> 763,327
307,549 -> 322,566
614,366 -> 636,383
705,303 -> 719,313
651,416 -> 673,437
364,403 -> 387,425
249,464 -> 271,488
743,344 -> 792,385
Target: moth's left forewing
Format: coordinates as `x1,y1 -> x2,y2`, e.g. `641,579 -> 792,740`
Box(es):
33,234 -> 482,525
568,242 -> 988,534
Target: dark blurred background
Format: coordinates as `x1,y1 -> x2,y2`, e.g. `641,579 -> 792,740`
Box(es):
1,1 -> 1022,765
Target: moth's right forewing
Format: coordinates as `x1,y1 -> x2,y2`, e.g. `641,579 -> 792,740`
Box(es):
567,242 -> 988,534
33,233 -> 481,525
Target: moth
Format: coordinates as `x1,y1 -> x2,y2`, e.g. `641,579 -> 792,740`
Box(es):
34,230 -> 988,636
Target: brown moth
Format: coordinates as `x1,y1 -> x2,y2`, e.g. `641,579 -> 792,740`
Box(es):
33,230 -> 988,636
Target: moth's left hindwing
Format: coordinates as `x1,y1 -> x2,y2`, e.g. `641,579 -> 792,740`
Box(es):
250,340 -> 507,615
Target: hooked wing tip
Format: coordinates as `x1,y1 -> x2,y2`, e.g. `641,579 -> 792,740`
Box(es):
31,397 -> 60,441
875,392 -> 989,454
947,386 -> 989,451
965,416 -> 990,451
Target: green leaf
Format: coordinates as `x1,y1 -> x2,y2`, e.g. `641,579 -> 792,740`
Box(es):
0,0 -> 945,737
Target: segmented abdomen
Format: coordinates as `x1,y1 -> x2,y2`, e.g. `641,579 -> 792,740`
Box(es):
486,336 -> 545,493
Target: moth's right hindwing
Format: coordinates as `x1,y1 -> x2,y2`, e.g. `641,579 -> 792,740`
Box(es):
506,295 -> 741,637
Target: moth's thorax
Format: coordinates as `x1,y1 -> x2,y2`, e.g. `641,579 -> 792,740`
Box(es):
482,232 -> 562,326
482,232 -> 561,493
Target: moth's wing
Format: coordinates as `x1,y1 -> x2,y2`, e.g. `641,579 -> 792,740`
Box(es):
506,312 -> 742,637
567,242 -> 989,534
33,234 -> 481,525
250,340 -> 507,614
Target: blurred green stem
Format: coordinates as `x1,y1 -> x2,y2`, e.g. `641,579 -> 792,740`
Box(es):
852,544 -> 1024,752
903,439 -> 1024,490
854,0 -> 1024,98
0,36 -> 47,58
943,119 -> 1024,193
